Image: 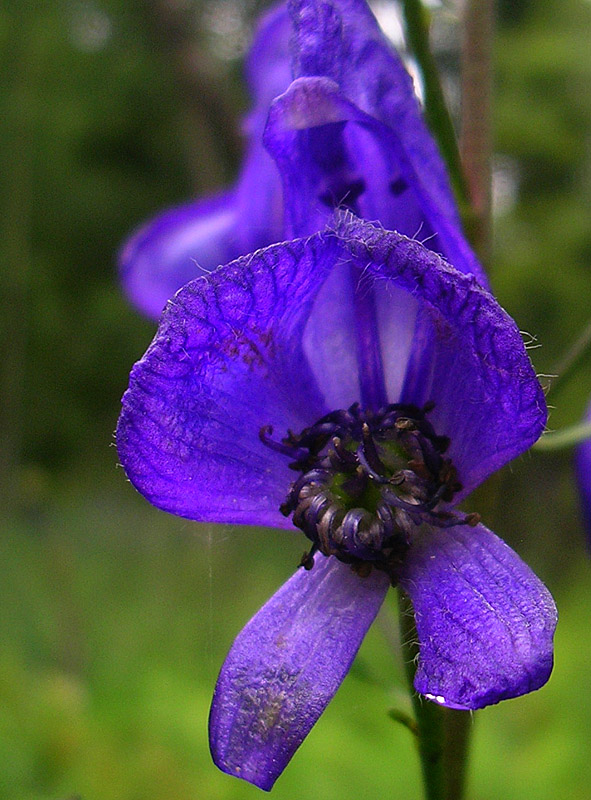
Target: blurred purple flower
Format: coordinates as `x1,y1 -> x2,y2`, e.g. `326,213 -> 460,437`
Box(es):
117,212 -> 555,790
119,0 -> 487,319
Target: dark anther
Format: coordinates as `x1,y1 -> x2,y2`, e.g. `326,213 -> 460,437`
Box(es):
329,436 -> 358,470
262,401 -> 478,583
407,459 -> 431,480
435,435 -> 450,454
299,545 -> 317,570
259,425 -> 309,461
361,423 -> 388,477
352,561 -> 373,578
356,447 -> 389,484
389,177 -> 408,196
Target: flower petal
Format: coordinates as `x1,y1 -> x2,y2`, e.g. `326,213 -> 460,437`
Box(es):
244,2 -> 292,110
331,215 -> 547,494
119,216 -> 546,522
399,523 -> 557,710
209,553 -> 390,790
117,234 -> 337,526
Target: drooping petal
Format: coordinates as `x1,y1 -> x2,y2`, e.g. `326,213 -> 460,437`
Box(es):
117,234 -> 338,527
331,214 -> 547,494
399,523 -> 557,710
285,0 -> 487,286
575,400 -> 591,546
209,553 -> 390,790
119,3 -> 291,318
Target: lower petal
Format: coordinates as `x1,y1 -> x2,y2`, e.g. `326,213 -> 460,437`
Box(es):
399,524 -> 557,710
209,553 -> 390,790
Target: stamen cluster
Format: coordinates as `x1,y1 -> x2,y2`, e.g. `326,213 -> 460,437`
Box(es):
261,403 -> 479,581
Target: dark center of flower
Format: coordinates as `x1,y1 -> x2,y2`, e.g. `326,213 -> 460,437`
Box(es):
261,402 -> 479,582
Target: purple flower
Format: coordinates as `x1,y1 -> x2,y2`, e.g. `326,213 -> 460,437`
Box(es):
117,212 -> 556,790
119,0 -> 487,320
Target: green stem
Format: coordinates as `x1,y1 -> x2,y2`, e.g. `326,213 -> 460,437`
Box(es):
398,589 -> 472,800
533,421 -> 591,452
399,588 -> 445,800
401,0 -> 469,209
442,708 -> 472,800
397,3 -> 494,798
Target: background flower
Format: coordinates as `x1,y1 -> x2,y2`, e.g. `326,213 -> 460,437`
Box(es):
119,0 -> 486,320
266,0 -> 485,288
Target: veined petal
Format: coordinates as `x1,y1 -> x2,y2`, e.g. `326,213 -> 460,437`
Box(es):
288,0 -> 487,287
399,523 -> 557,710
117,234 -> 337,527
332,215 -> 547,494
209,553 -> 390,790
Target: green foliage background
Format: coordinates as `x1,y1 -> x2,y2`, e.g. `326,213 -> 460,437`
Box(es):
1,0 -> 590,798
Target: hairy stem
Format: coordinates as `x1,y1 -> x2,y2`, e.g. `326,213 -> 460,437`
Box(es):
534,421 -> 591,451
